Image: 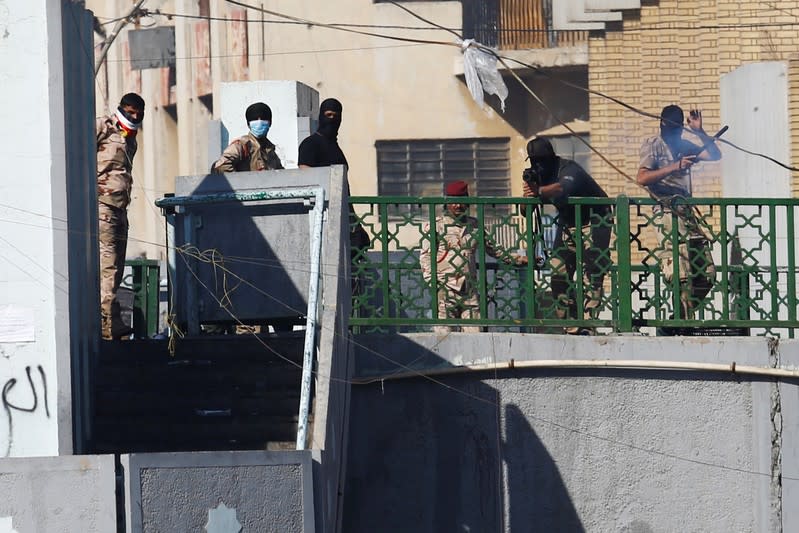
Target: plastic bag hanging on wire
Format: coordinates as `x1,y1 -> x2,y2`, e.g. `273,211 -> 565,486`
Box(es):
460,39 -> 508,112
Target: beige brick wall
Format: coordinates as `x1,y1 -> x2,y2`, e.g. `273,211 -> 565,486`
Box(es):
588,0 -> 799,199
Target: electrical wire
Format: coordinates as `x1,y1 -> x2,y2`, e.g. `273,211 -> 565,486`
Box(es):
222,0 -> 458,47
144,6 -> 799,33
138,2 -> 799,175
176,244 -> 499,402
387,0 -> 463,40
495,54 -> 799,172
102,43 -> 424,64
150,8 -> 458,32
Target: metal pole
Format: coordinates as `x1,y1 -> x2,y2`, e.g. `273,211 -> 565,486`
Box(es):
296,187 -> 325,450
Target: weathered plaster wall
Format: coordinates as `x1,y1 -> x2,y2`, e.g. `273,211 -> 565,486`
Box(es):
345,333 -> 797,532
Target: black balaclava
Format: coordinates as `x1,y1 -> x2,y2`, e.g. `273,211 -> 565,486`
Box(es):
318,98 -> 343,140
526,137 -> 559,184
659,104 -> 684,156
245,102 -> 272,122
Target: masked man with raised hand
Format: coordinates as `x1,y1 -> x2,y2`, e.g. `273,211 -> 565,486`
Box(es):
637,105 -> 722,322
96,92 -> 145,340
212,102 -> 284,173
522,137 -> 613,335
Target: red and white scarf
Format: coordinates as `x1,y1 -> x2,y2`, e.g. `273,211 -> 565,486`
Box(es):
115,108 -> 141,138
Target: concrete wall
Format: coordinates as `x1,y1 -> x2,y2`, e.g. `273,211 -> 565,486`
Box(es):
345,333 -> 797,532
0,0 -> 79,457
0,455 -> 116,532
123,451 -> 315,532
310,165 -> 353,533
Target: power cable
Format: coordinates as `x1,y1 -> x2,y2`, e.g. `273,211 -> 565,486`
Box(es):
95,0 -> 147,77
213,0 -> 796,175
102,3 -> 799,174
102,43 -> 423,64
176,244 -> 497,403
495,54 -> 799,172
222,0 -> 458,47
143,7 -> 799,33
387,0 -> 463,40
150,8 -> 457,32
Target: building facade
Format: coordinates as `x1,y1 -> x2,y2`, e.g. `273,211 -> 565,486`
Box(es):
88,0 -> 588,259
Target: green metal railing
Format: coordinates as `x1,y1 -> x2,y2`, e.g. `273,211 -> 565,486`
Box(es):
123,258 -> 160,339
349,196 -> 799,337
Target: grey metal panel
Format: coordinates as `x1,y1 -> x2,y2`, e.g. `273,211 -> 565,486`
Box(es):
0,454 -> 116,532
60,0 -> 99,455
128,27 -> 176,70
171,168 -> 336,325
123,451 -> 315,533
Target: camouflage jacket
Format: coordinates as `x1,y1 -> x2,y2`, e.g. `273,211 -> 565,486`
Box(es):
211,134 -> 284,173
639,135 -> 703,200
420,213 -> 524,292
96,115 -> 137,209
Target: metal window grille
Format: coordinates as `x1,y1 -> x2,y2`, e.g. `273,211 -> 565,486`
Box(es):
549,133 -> 592,174
376,138 -> 511,215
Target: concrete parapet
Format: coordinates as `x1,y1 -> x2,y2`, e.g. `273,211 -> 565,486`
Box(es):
122,450 -> 315,532
0,455 -> 116,532
346,333 -> 798,532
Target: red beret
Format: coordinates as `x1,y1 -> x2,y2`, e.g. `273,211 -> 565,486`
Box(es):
444,180 -> 469,197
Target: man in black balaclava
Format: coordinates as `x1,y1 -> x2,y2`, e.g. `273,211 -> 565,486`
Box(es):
637,105 -> 722,326
298,98 -> 347,168
298,97 -> 370,276
522,136 -> 612,335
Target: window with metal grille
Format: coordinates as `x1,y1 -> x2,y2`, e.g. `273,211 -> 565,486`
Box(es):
549,133 -> 592,174
376,138 -> 511,211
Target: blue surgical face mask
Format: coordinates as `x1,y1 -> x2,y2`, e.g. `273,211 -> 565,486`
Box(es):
249,119 -> 271,138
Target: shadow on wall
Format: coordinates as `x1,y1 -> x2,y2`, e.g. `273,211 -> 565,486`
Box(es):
343,357 -> 583,532
171,173 -> 310,330
504,403 -> 584,532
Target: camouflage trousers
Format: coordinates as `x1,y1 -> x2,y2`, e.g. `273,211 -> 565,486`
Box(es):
433,286 -> 481,333
654,206 -> 716,314
549,218 -> 613,331
98,202 -> 128,338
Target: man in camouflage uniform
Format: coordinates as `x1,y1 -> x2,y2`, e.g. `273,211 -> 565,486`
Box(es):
522,137 -> 612,335
211,102 -> 283,173
97,93 -> 145,340
637,105 -> 722,320
209,102 -> 284,334
420,180 -> 527,333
